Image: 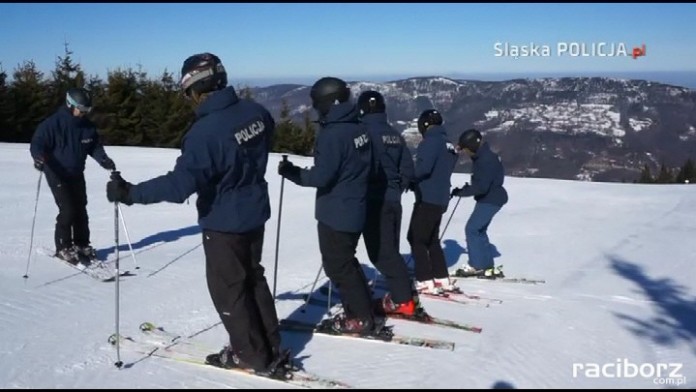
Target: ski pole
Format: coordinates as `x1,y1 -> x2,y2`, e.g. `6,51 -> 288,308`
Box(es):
112,171 -> 123,369
301,264 -> 324,313
326,280 -> 333,317
272,154 -> 288,299
117,204 -> 139,270
23,172 -> 43,279
441,196 -> 462,239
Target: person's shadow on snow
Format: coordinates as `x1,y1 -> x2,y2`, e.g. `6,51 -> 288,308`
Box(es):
491,380 -> 516,389
274,275 -> 341,371
442,239 -> 467,269
96,225 -> 201,261
401,238 -> 502,272
609,256 -> 696,357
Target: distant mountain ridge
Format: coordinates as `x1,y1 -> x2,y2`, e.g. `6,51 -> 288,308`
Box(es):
250,76 -> 696,182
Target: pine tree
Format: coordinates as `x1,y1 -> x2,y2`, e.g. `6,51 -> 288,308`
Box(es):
160,71 -> 195,148
0,64 -> 10,140
655,163 -> 674,184
50,42 -> 86,109
272,99 -> 295,153
84,74 -> 110,130
638,164 -> 653,183
301,109 -> 317,155
139,70 -> 194,148
7,60 -> 52,143
676,158 -> 696,184
100,68 -> 142,145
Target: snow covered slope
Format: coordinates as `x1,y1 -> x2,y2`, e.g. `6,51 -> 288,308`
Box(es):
1,142 -> 694,388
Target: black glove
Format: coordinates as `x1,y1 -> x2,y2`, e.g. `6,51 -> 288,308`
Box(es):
450,182 -> 470,198
106,171 -> 133,205
102,158 -> 116,171
399,176 -> 411,193
33,158 -> 44,172
278,160 -> 301,179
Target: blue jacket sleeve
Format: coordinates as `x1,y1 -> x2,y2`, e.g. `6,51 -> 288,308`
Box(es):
413,137 -> 438,181
398,136 -> 415,183
298,131 -> 342,188
87,128 -> 110,167
460,160 -> 494,197
266,112 -> 276,150
30,120 -> 52,162
399,136 -> 415,190
129,133 -> 213,204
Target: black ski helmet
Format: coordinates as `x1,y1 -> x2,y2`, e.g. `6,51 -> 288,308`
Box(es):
66,88 -> 92,113
310,77 -> 351,116
180,52 -> 227,98
458,128 -> 483,152
357,90 -> 386,115
417,109 -> 443,134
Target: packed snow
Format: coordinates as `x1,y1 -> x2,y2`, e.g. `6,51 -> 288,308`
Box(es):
1,142 -> 694,389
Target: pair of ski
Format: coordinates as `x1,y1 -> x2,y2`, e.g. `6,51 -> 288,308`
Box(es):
364,281 -> 504,306
108,322 -> 351,389
449,265 -> 546,285
109,317 -> 459,388
306,289 -> 483,334
37,246 -> 135,282
279,317 -> 458,350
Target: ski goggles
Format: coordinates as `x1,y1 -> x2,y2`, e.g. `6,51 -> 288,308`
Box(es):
180,63 -> 226,99
66,93 -> 92,113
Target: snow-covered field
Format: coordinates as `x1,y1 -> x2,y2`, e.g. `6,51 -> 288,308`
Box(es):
1,142 -> 694,389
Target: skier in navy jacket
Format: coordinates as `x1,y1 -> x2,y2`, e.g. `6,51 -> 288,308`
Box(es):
106,53 -> 290,378
356,90 -> 418,317
278,77 -> 385,336
407,109 -> 459,295
451,129 -> 508,278
30,88 -> 115,265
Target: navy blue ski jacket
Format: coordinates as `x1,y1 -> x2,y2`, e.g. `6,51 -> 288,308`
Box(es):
30,106 -> 111,177
290,102 -> 372,233
413,125 -> 458,208
361,113 -> 415,203
455,142 -> 508,207
129,87 -> 276,234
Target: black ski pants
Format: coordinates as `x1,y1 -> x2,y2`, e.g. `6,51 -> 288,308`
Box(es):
45,171 -> 90,252
407,202 -> 449,282
202,226 -> 281,371
318,222 -> 375,321
362,199 -> 412,304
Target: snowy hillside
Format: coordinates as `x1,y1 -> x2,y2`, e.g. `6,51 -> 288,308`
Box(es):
251,77 -> 696,182
1,142 -> 695,389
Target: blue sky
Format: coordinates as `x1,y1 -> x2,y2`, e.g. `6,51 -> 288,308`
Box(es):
1,3 -> 695,86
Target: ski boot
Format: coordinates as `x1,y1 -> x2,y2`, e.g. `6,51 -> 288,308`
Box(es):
414,279 -> 444,295
480,266 -> 505,279
324,313 -> 389,337
263,348 -> 294,380
453,263 -> 482,277
56,247 -> 81,267
73,245 -> 98,266
378,293 -> 417,317
434,277 -> 462,293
